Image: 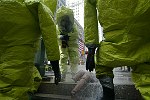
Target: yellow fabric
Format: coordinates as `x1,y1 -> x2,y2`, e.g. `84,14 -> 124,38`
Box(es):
0,0 -> 59,99
58,26 -> 79,74
84,0 -> 99,46
132,64 -> 150,99
84,0 -> 150,99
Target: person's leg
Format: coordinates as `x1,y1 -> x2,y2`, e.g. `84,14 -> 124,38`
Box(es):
0,45 -> 41,99
96,65 -> 115,100
132,63 -> 150,100
59,47 -> 68,81
68,47 -> 79,78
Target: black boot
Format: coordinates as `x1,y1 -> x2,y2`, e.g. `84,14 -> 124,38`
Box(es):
50,60 -> 61,85
98,75 -> 115,100
101,86 -> 115,100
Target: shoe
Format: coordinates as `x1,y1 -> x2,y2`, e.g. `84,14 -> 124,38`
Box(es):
101,86 -> 115,100
98,75 -> 115,100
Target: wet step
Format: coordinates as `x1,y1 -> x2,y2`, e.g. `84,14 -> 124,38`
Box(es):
32,93 -> 71,100
31,81 -> 103,100
37,82 -> 76,95
114,85 -> 143,100
113,68 -> 143,100
31,67 -> 143,100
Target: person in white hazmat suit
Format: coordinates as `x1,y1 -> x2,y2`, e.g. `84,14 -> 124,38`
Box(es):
56,6 -> 79,82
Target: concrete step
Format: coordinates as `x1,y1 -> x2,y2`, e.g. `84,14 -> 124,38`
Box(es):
32,93 -> 71,100
31,81 -> 103,100
37,82 -> 76,95
31,67 -> 143,100
37,81 -> 102,97
114,85 -> 143,100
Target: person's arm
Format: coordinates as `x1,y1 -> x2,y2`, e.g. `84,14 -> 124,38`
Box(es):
84,0 -> 98,71
38,3 -> 60,61
42,0 -> 57,15
84,0 -> 99,48
38,3 -> 61,84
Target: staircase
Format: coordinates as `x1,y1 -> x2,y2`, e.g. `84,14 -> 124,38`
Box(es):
30,66 -> 143,100
30,75 -> 102,100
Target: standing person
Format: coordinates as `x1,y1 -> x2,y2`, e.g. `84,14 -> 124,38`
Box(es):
56,6 -> 79,82
0,0 -> 61,99
84,0 -> 150,99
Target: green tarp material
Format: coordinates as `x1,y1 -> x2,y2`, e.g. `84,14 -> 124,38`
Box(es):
84,0 -> 150,99
0,0 -> 59,100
